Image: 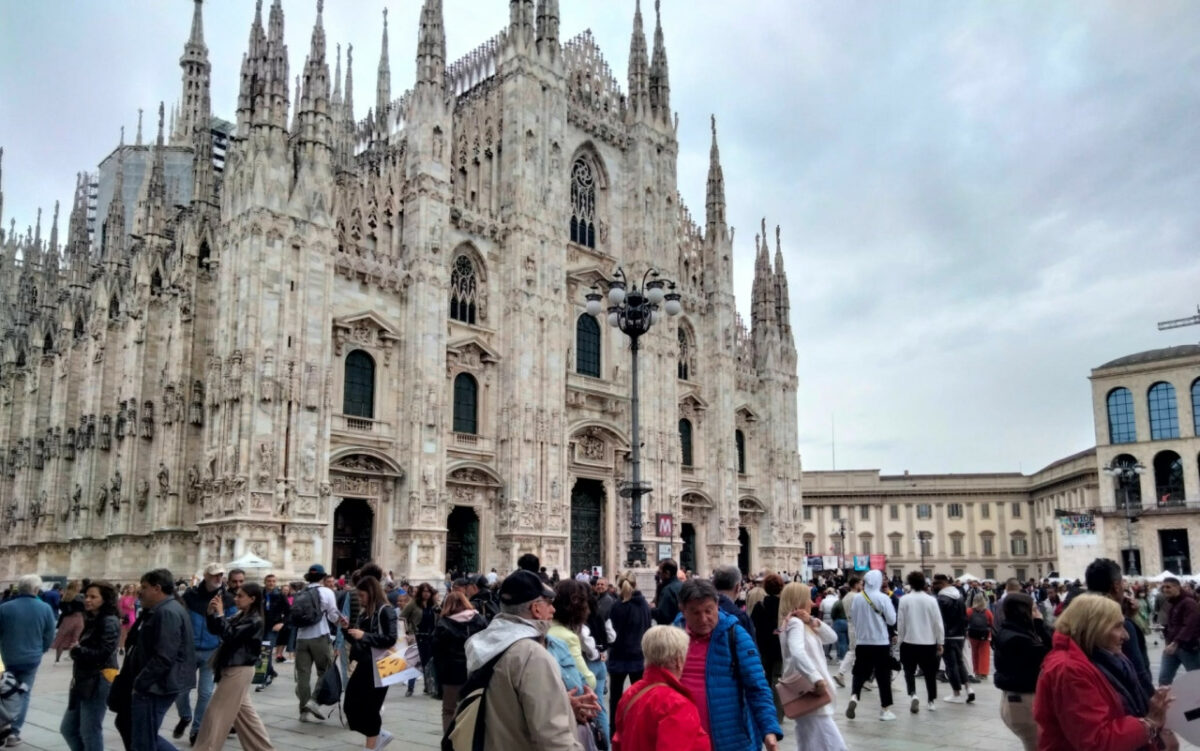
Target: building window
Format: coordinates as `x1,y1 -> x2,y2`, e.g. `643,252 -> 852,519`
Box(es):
109,295 -> 120,319
735,430 -> 747,474
830,505 -> 841,522
1149,382 -> 1180,439
802,506 -> 812,521
954,568 -> 964,578
890,538 -> 901,556
916,504 -> 931,520
859,505 -> 869,521
1193,379 -> 1200,437
982,535 -> 995,556
984,567 -> 995,580
1015,568 -> 1027,582
449,255 -> 479,324
918,534 -> 931,557
1011,536 -> 1028,556
678,328 -> 691,380
892,568 -> 903,580
453,373 -> 479,434
575,314 -> 601,377
860,537 -> 872,555
569,158 -> 596,248
981,503 -> 990,519
1107,387 -> 1137,444
74,317 -> 84,339
889,504 -> 899,520
42,333 -> 54,354
1011,502 -> 1022,518
804,540 -> 813,555
1112,453 -> 1143,508
951,536 -> 963,556
1154,450 -> 1185,505
342,350 -> 376,418
947,503 -> 963,519
679,419 -> 693,467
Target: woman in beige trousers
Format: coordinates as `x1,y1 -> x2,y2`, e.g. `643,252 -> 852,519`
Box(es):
193,583 -> 276,751
993,593 -> 1050,751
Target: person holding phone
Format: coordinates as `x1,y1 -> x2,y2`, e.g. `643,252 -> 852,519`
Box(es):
344,576 -> 398,750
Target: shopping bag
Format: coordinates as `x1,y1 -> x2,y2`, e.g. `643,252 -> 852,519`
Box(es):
251,641 -> 271,685
371,644 -> 423,689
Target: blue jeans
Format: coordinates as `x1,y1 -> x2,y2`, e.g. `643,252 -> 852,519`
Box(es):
5,662 -> 39,734
585,657 -> 610,746
61,678 -> 111,751
130,691 -> 178,751
1159,645 -> 1200,685
264,630 -> 279,678
173,647 -> 215,735
834,620 -> 850,660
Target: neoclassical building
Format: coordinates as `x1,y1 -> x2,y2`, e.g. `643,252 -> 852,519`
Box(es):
0,0 -> 804,582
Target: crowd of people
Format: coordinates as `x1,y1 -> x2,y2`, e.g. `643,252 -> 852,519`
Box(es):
0,554 -> 1196,750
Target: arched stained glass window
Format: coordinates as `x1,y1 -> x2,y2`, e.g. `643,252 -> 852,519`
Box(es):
450,255 -> 478,324
735,430 -> 746,474
1148,382 -> 1179,440
1107,387 -> 1136,444
453,373 -> 479,434
576,314 -> 601,377
678,328 -> 690,380
569,158 -> 596,249
343,350 -> 375,418
679,418 -> 693,467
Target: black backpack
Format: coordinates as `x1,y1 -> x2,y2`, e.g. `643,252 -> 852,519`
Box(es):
289,587 -> 322,628
442,638 -> 532,751
967,609 -> 990,640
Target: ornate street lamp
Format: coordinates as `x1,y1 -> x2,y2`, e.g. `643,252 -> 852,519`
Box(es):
913,532 -> 931,571
1104,461 -> 1146,576
586,268 -> 681,566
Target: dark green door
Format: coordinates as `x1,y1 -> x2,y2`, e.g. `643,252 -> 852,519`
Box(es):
738,526 -> 751,576
333,499 -> 374,579
681,523 -> 696,574
446,506 -> 480,574
571,479 -> 604,575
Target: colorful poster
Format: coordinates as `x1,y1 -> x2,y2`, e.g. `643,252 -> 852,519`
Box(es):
1058,514 -> 1098,547
853,555 -> 869,571
807,556 -> 824,571
822,556 -> 840,571
869,554 -> 887,571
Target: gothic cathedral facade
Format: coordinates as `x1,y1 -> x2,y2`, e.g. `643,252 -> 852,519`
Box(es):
0,0 -> 803,582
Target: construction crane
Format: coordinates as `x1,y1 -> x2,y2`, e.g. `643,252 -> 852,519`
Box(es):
1158,305 -> 1200,331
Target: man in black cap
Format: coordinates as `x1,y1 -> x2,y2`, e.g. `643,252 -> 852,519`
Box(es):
292,563 -> 343,722
462,570 -> 595,750
468,574 -> 499,624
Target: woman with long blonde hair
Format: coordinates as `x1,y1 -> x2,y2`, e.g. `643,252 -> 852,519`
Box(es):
607,572 -> 651,737
778,582 -> 846,750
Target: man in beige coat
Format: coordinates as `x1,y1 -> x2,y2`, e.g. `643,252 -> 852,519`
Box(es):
463,570 -> 590,751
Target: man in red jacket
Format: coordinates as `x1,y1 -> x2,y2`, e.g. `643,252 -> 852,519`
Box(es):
1159,577 -> 1200,685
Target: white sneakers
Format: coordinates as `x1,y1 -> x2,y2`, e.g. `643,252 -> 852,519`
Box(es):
880,710 -> 897,721
303,700 -> 328,720
909,695 -> 920,714
927,700 -> 937,711
375,730 -> 394,750
845,697 -> 858,719
943,694 -> 966,704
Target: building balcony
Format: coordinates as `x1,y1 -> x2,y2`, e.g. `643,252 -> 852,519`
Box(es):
331,414 -> 395,443
1086,498 -> 1200,517
450,431 -> 495,457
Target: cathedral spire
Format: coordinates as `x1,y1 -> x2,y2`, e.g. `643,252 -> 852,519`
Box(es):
0,147 -> 5,237
102,140 -> 126,259
137,103 -> 169,237
376,8 -> 391,137
705,115 -> 726,233
236,0 -> 266,134
773,225 -> 791,336
509,0 -> 535,47
48,200 -> 60,257
627,0 -> 650,119
265,0 -> 290,131
649,0 -> 670,122
536,0 -> 559,52
332,42 -> 342,106
295,0 -> 332,151
136,108 -> 144,146
176,0 -> 211,145
751,218 -> 776,331
67,172 -> 89,261
415,0 -> 446,94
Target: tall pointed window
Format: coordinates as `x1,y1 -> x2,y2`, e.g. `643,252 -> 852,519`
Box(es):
42,333 -> 54,354
150,269 -> 163,294
453,373 -> 479,434
109,295 -> 120,319
342,350 -> 375,418
1107,387 -> 1136,444
1149,382 -> 1180,439
570,158 -> 596,249
679,418 -> 694,467
450,255 -> 478,324
73,317 -> 84,339
678,328 -> 690,380
576,314 -> 601,377
735,430 -> 746,474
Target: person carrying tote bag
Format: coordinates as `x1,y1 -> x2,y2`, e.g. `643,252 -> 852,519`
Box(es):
777,582 -> 847,751
344,576 -> 398,750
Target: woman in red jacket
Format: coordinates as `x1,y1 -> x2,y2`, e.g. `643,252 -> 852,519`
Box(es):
1034,594 -> 1174,751
613,625 -> 710,751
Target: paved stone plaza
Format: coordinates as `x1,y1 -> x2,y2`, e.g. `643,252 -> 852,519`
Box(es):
10,638 -> 1198,751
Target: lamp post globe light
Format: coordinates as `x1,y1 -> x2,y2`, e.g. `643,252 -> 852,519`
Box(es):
586,268 -> 681,567
1103,461 -> 1146,576
914,532 -> 930,571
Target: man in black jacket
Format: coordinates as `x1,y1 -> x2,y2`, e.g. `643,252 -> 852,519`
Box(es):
258,573 -> 290,691
933,574 -> 972,703
124,568 -> 195,751
651,559 -> 683,625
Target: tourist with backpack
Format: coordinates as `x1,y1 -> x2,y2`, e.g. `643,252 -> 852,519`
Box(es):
966,593 -> 993,681
175,563 -> 234,745
291,564 -> 342,723
932,574 -> 973,704
432,592 -> 488,732
447,570 -> 588,751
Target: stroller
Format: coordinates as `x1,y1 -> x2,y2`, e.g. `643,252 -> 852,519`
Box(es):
0,671 -> 30,744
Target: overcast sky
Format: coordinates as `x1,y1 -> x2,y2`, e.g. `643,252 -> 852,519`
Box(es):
2,1 -> 1199,475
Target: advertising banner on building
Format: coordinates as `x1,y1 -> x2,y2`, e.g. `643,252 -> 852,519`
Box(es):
1058,514 -> 1098,547
853,555 -> 870,571
869,554 -> 887,571
807,556 -> 824,571
822,556 -> 840,571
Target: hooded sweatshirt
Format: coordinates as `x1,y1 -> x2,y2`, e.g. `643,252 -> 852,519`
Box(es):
464,613 -> 547,673
936,585 -> 966,639
849,570 -> 896,646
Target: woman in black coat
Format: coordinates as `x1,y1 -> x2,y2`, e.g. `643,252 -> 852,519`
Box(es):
750,573 -> 785,721
60,580 -> 120,751
993,592 -> 1052,751
607,573 -> 652,736
431,592 -> 488,732
192,582 -> 274,751
345,575 -> 398,749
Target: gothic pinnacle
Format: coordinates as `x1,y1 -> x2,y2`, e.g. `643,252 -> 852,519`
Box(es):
377,7 -> 391,132
650,0 -> 670,120
628,0 -> 649,117
416,0 -> 446,92
705,114 -> 726,231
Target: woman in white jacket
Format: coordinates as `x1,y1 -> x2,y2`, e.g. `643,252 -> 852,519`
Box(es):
778,582 -> 848,751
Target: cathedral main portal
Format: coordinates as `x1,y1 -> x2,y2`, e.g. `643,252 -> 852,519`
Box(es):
570,479 -> 604,576
333,498 -> 374,578
445,506 -> 480,575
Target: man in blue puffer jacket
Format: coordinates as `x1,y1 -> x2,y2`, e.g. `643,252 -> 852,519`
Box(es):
673,579 -> 782,751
